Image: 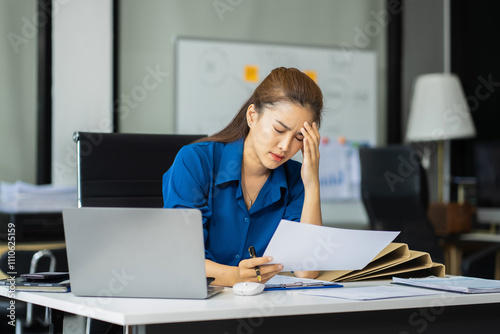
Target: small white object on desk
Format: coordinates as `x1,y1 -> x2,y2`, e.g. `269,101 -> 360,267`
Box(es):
232,282 -> 265,296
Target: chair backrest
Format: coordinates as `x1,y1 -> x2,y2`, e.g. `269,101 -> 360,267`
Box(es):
358,145 -> 444,263
74,132 -> 205,208
359,145 -> 428,205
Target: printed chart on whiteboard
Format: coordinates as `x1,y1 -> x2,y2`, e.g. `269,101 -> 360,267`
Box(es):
175,37 -> 377,200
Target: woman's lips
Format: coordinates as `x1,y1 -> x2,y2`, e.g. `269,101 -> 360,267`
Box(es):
270,153 -> 285,162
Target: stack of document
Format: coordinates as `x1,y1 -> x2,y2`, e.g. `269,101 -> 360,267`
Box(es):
263,220 -> 444,281
392,276 -> 500,294
0,181 -> 77,213
263,219 -> 399,271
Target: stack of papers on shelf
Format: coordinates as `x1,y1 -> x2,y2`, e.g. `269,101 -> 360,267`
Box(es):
0,181 -> 77,213
392,276 -> 500,294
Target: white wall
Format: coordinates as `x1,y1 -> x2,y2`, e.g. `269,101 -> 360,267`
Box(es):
119,0 -> 388,227
0,0 -> 37,184
52,0 -> 113,185
119,0 -> 387,143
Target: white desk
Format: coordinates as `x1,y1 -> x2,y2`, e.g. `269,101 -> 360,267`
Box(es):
2,281 -> 500,333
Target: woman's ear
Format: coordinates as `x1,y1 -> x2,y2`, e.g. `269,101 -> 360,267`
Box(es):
246,104 -> 257,127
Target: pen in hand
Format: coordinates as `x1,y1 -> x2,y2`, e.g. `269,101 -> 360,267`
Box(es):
248,246 -> 262,282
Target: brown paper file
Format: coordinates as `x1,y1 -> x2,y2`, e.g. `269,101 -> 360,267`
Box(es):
316,243 -> 410,282
344,250 -> 436,282
279,243 -> 445,282
333,243 -> 412,282
385,262 -> 446,279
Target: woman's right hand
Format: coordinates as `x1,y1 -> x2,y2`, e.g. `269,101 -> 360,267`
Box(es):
236,256 -> 283,283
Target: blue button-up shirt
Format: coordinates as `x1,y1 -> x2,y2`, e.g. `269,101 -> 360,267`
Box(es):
162,139 -> 304,266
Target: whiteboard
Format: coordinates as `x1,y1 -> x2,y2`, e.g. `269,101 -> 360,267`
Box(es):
175,37 -> 377,145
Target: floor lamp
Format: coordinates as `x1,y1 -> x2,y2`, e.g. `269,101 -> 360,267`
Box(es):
405,73 -> 476,234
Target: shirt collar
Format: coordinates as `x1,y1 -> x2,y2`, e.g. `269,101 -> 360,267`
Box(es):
215,139 -> 244,186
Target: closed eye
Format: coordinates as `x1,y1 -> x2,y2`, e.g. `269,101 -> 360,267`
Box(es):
274,125 -> 303,141
274,127 -> 284,134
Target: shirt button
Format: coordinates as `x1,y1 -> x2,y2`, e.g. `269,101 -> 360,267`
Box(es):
244,217 -> 250,223
235,254 -> 240,259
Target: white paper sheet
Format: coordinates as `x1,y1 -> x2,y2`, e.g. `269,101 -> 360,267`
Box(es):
298,285 -> 444,300
263,220 -> 399,271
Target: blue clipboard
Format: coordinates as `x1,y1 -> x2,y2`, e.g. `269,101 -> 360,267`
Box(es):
264,282 -> 343,291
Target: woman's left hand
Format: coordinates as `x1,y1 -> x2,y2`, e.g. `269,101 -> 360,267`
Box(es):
300,122 -> 321,189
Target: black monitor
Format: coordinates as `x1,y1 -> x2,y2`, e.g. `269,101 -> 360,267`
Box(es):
475,141 -> 500,225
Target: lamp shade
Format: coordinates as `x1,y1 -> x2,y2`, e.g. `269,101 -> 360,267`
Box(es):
405,73 -> 476,142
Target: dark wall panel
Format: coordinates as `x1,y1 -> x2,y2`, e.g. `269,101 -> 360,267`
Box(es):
451,0 -> 500,178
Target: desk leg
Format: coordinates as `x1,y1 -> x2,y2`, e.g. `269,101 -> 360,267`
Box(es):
123,325 -> 145,334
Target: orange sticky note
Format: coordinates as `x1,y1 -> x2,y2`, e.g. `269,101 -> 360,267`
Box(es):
304,70 -> 317,82
244,65 -> 259,83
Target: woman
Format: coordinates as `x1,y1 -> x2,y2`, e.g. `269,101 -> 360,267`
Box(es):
163,67 -> 323,286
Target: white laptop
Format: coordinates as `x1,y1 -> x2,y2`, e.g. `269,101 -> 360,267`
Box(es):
62,207 -> 223,299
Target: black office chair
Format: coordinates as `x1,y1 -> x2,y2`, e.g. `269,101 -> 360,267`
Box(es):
73,132 -> 205,208
460,141 -> 500,278
359,145 -> 444,264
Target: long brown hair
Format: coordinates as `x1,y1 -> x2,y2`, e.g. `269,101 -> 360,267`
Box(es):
197,67 -> 323,143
